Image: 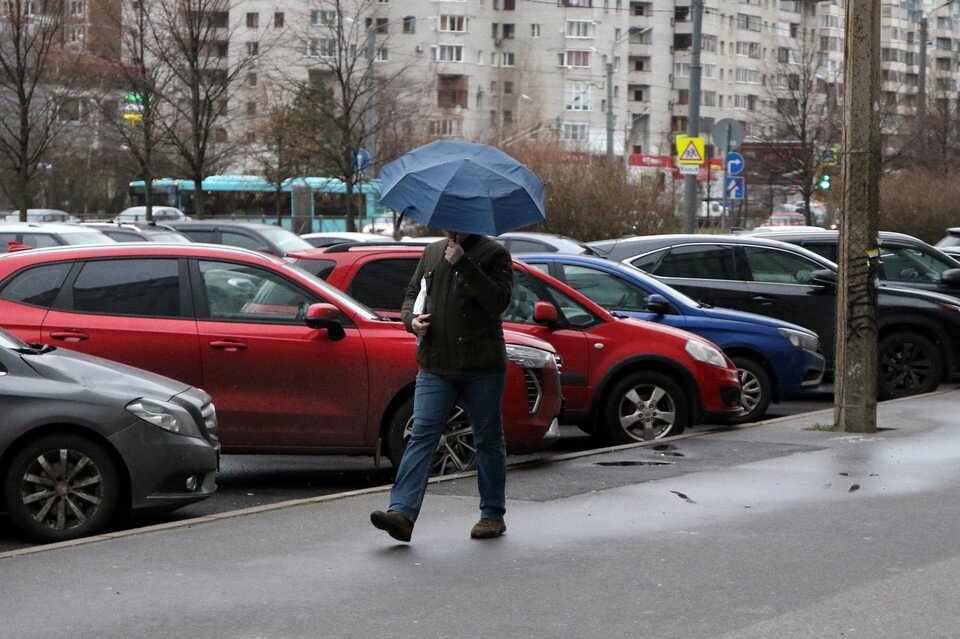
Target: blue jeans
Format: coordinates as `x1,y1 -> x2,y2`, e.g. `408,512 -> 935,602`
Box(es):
389,369 -> 507,523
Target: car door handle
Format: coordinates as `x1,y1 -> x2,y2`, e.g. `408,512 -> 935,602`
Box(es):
50,331 -> 89,342
209,340 -> 248,351
751,295 -> 776,305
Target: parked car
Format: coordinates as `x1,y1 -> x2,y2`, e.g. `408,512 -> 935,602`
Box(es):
941,246 -> 960,260
759,212 -> 807,227
0,223 -> 115,253
83,221 -> 192,243
587,233 -> 960,398
750,229 -> 960,300
518,253 -> 825,424
113,206 -> 189,223
300,232 -> 396,248
496,232 -> 594,255
285,243 -> 743,442
0,244 -> 561,474
936,228 -> 960,249
3,209 -> 80,224
169,221 -> 313,257
0,326 -> 218,541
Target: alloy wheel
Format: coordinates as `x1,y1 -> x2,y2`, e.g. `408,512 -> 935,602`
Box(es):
18,448 -> 104,532
737,367 -> 762,416
617,384 -> 677,440
404,406 -> 477,475
880,341 -> 934,395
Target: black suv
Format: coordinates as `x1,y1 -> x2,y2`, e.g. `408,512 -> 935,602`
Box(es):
168,221 -> 313,257
750,229 -> 960,299
588,234 -> 960,398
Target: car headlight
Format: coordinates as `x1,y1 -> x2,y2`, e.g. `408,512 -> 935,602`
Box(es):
778,327 -> 819,353
126,398 -> 203,438
685,339 -> 728,368
505,344 -> 555,369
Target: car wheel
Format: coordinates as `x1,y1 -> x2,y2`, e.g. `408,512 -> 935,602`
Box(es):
387,397 -> 477,476
722,357 -> 772,425
878,332 -> 943,399
602,371 -> 689,444
3,433 -> 121,542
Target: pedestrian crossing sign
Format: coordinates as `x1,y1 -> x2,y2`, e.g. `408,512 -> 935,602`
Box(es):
675,135 -> 705,165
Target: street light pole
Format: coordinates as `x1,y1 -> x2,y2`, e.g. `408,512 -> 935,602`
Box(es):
605,60 -> 615,160
682,0 -> 704,233
917,0 -> 960,115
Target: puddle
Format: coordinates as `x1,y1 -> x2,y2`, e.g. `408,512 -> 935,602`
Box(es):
596,460 -> 674,467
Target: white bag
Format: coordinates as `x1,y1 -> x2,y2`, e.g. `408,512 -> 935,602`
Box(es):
413,276 -> 428,315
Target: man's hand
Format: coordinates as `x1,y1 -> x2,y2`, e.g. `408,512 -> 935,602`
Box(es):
445,239 -> 464,265
411,313 -> 431,337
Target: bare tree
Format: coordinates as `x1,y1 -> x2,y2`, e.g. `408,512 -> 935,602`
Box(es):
756,23 -> 840,225
290,0 -> 429,231
0,0 -> 86,220
144,0 -> 267,218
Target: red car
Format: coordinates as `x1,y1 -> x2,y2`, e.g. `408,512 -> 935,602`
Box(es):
0,244 -> 562,474
286,243 -> 743,442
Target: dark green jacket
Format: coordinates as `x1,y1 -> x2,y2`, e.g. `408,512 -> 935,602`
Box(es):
402,235 -> 513,373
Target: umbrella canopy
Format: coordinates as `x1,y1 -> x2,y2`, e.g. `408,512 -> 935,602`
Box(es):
379,140 -> 546,236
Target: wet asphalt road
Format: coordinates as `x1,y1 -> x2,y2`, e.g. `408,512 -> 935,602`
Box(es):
0,393 -> 833,552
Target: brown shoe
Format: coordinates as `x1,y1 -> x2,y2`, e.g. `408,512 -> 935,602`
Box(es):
370,510 -> 414,542
470,518 -> 506,539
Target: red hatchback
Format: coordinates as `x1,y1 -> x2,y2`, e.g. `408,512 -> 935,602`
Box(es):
287,243 -> 743,442
0,244 -> 562,474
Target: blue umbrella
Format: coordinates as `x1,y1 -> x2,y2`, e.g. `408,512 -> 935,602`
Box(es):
379,140 -> 546,235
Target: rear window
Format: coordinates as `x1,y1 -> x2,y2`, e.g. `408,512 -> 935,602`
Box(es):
655,245 -> 738,280
58,232 -> 115,246
72,259 -> 181,317
0,263 -> 72,308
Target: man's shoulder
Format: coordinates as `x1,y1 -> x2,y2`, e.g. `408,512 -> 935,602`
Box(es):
471,235 -> 510,260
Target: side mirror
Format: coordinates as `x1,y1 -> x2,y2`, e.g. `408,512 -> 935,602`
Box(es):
532,301 -> 558,325
646,294 -> 671,315
810,269 -> 837,288
940,268 -> 960,286
305,303 -> 346,341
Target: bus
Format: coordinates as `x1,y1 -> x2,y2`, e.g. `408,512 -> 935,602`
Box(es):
128,175 -> 384,232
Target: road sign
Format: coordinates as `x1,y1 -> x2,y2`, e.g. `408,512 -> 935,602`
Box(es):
678,163 -> 699,175
676,135 -> 705,165
712,118 -> 744,155
821,147 -> 839,166
726,152 -> 745,176
353,148 -> 371,176
725,176 -> 745,200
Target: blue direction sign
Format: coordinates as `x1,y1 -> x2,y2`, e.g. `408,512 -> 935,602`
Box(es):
725,176 -> 745,200
353,148 -> 371,176
726,152 -> 745,176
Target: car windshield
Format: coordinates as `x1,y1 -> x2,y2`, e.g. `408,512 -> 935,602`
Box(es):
282,261 -> 379,319
148,232 -> 192,243
0,326 -> 28,349
59,232 -> 116,245
259,227 -> 312,253
618,261 -> 701,307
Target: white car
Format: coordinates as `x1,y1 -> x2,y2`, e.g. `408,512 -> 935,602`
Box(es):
3,209 -> 79,224
113,206 -> 190,223
0,223 -> 115,253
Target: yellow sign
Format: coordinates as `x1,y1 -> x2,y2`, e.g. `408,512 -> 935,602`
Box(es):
123,113 -> 142,122
675,135 -> 705,165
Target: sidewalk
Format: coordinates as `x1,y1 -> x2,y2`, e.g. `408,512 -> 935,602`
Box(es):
3,391 -> 960,638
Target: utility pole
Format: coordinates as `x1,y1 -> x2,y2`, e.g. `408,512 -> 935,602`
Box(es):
682,0 -> 704,233
606,60 -> 615,160
834,0 -> 881,433
918,16 -> 928,113
363,26 -> 377,177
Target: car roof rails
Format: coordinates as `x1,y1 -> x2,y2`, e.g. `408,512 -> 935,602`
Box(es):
322,241 -> 421,253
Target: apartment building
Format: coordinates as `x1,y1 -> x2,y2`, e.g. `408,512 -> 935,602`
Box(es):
222,0 -> 960,166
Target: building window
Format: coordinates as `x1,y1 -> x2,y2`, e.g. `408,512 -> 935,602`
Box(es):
245,42 -> 259,55
246,73 -> 257,87
566,20 -> 593,38
558,50 -> 591,67
565,81 -> 592,111
376,47 -> 388,61
561,123 -> 589,140
735,67 -> 760,84
429,119 -> 463,137
311,10 -> 338,26
246,12 -> 258,28
308,38 -> 336,58
490,80 -> 498,95
69,0 -> 84,15
531,23 -> 541,37
502,52 -> 515,66
439,15 -> 468,32
503,110 -> 513,124
433,45 -> 464,62
246,132 -> 257,143
403,16 -> 416,33
502,23 -> 515,39
376,18 -> 389,34
737,13 -> 761,31
215,128 -> 228,142
274,12 -> 284,28
246,101 -> 257,116
674,61 -> 691,77
504,0 -> 515,8
736,41 -> 761,58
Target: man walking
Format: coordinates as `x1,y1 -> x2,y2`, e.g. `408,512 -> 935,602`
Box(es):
370,230 -> 513,542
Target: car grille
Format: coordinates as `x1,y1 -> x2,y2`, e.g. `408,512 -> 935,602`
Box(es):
524,368 -> 543,415
201,402 -> 219,444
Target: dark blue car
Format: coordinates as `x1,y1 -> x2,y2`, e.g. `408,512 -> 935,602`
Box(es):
519,254 -> 825,424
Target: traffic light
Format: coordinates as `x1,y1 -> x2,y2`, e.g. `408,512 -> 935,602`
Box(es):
818,171 -> 832,191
